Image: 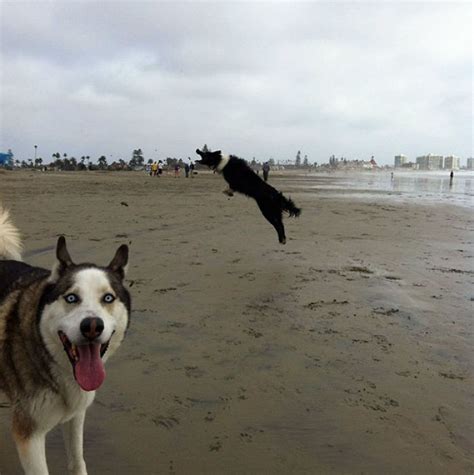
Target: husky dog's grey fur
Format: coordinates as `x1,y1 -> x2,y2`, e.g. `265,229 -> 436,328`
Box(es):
0,206 -> 131,475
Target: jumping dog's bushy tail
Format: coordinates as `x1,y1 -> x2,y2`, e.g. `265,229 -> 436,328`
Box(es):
0,205 -> 22,261
280,194 -> 301,218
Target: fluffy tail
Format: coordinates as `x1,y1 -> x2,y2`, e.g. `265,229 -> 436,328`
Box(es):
280,194 -> 301,218
0,206 -> 22,260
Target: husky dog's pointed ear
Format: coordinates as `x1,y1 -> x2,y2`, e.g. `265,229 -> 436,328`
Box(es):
108,244 -> 129,279
49,236 -> 74,282
56,236 -> 73,266
195,148 -> 203,157
215,150 -> 222,156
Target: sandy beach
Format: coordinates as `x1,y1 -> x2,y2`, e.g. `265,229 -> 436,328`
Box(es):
0,169 -> 472,474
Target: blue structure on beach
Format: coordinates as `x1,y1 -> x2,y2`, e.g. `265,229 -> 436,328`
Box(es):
0,150 -> 13,167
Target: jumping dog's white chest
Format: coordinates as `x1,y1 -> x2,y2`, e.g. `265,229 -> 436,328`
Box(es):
216,155 -> 230,173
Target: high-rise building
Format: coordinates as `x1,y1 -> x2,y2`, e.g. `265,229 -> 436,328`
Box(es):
467,158 -> 474,170
394,155 -> 407,168
416,154 -> 443,170
444,156 -> 460,170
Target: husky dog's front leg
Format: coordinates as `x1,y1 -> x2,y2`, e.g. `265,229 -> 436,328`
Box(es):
62,411 -> 88,475
12,409 -> 48,475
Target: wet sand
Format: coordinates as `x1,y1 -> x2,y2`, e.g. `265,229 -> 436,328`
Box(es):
0,170 -> 473,474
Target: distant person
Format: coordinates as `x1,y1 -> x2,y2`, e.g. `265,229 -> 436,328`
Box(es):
174,163 -> 180,178
190,161 -> 195,178
158,160 -> 163,176
151,161 -> 158,177
450,170 -> 454,187
184,162 -> 190,178
262,162 -> 270,182
391,172 -> 394,181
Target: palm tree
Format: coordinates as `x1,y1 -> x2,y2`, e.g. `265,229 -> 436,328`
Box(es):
98,156 -> 108,169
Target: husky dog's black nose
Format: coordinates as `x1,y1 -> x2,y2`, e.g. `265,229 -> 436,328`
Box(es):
80,317 -> 104,340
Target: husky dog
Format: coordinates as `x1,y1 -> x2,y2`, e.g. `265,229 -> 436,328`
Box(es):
0,206 -> 131,475
195,148 -> 301,244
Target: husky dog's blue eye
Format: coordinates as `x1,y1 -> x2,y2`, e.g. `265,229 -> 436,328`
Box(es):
64,293 -> 79,304
103,293 -> 115,304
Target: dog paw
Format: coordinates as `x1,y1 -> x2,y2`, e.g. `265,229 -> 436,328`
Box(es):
68,461 -> 87,475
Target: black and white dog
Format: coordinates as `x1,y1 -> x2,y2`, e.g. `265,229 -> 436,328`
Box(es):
0,206 -> 131,474
195,148 -> 301,244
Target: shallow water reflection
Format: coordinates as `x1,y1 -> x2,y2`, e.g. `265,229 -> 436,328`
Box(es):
298,171 -> 474,207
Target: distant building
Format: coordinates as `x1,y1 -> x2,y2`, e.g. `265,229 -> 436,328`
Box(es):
401,162 -> 419,170
444,155 -> 460,170
467,158 -> 474,170
0,150 -> 13,167
394,155 -> 407,168
416,154 -> 443,170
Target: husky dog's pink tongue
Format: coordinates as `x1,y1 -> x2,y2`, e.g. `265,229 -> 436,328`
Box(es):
74,344 -> 105,391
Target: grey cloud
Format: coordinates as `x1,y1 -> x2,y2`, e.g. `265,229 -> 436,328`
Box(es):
0,1 -> 472,164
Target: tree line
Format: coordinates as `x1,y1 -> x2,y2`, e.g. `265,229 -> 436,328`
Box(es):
10,146 -> 317,171
13,149 -> 197,171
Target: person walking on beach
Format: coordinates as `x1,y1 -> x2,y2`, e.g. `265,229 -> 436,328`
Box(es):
190,161 -> 195,178
262,161 -> 270,182
184,162 -> 190,178
158,160 -> 163,176
174,163 -> 180,178
151,161 -> 158,177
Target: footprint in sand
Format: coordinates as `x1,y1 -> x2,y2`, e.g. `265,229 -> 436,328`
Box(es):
244,328 -> 263,338
152,416 -> 180,430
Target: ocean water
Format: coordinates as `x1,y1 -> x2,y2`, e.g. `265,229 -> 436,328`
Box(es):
293,170 -> 474,208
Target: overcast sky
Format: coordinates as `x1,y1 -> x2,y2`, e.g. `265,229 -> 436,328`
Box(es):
0,1 -> 472,165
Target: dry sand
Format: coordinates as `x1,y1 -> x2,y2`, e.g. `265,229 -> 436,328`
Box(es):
0,170 -> 472,474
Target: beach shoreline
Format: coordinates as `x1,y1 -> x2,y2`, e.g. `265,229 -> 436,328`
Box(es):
0,170 -> 472,474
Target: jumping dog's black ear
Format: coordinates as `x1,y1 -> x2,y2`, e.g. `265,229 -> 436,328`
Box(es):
108,244 -> 129,279
49,236 -> 74,282
195,148 -> 203,156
